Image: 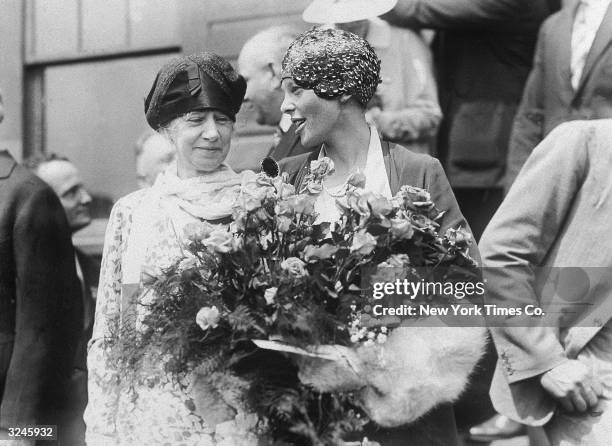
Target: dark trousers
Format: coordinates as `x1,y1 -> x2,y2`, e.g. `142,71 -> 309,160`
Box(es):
452,188 -> 503,429
453,188 -> 504,243
0,340 -> 13,403
57,369 -> 87,446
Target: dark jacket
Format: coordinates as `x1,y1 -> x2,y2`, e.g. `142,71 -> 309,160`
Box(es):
382,0 -> 559,188
0,150 -> 82,428
74,249 -> 99,371
279,140 -> 480,262
279,141 -> 482,446
269,122 -> 313,161
506,1 -> 612,188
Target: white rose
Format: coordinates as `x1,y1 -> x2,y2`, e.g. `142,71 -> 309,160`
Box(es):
196,306 -> 220,331
280,257 -> 308,277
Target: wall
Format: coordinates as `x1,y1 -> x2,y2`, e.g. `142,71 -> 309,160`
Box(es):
0,0 -> 24,160
20,0 -> 311,200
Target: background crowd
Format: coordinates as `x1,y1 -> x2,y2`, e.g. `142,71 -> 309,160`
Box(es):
2,0 -> 612,445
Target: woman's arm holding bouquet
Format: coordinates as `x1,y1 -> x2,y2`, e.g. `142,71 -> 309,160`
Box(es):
424,156 -> 480,263
297,155 -> 486,427
298,326 -> 486,427
352,154 -> 486,426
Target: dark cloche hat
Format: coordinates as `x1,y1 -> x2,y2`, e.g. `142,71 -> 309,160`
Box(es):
145,52 -> 246,129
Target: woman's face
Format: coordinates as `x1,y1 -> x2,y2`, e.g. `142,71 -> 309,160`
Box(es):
280,78 -> 342,148
167,110 -> 233,177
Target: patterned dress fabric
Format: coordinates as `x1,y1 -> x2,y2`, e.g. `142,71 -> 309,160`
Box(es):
84,168 -> 260,446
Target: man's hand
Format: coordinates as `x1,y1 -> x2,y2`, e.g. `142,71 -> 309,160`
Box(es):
540,360 -> 603,413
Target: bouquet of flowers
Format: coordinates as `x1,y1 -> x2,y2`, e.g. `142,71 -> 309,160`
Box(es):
116,158 -> 478,445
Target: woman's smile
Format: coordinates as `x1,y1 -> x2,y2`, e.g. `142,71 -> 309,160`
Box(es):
292,117 -> 307,134
194,146 -> 222,152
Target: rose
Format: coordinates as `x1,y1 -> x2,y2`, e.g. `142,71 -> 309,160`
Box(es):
277,182 -> 296,199
256,173 -> 275,187
203,229 -> 241,253
397,185 -> 431,204
374,254 -> 411,284
367,193 -> 393,218
347,171 -> 366,189
196,306 -> 220,330
382,254 -> 410,268
350,230 -> 377,256
275,199 -> 294,217
350,192 -> 370,217
264,287 -> 278,305
284,194 -> 316,215
280,257 -> 308,277
275,215 -> 292,233
303,180 -> 323,195
397,186 -> 435,212
303,244 -> 339,261
254,207 -> 272,224
389,218 -> 414,240
410,213 -> 438,231
241,184 -> 270,212
309,157 -> 335,178
243,194 -> 264,212
341,190 -> 370,218
178,256 -> 198,271
183,221 -> 215,242
445,227 -> 472,246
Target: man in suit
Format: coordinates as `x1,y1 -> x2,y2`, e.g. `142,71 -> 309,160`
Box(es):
506,0 -> 612,189
382,0 -> 557,240
481,119 -> 612,445
25,153 -> 99,446
238,26 -> 313,163
381,1 -> 560,439
0,93 -> 82,444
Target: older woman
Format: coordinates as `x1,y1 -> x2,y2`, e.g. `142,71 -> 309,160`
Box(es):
84,53 -> 259,446
278,28 -> 486,446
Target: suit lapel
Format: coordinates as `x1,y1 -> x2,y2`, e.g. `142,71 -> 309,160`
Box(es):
269,124 -> 298,161
558,5 -> 577,96
574,1 -> 612,98
381,139 -> 401,195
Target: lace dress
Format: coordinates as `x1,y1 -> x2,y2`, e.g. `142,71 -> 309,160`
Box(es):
84,184 -> 260,446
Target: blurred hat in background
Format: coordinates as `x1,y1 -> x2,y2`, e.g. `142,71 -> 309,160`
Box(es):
302,0 -> 398,24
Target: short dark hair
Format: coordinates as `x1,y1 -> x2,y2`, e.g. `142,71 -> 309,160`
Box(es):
23,152 -> 70,172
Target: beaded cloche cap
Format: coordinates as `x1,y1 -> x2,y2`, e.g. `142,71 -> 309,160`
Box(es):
145,52 -> 246,129
281,27 -> 381,105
